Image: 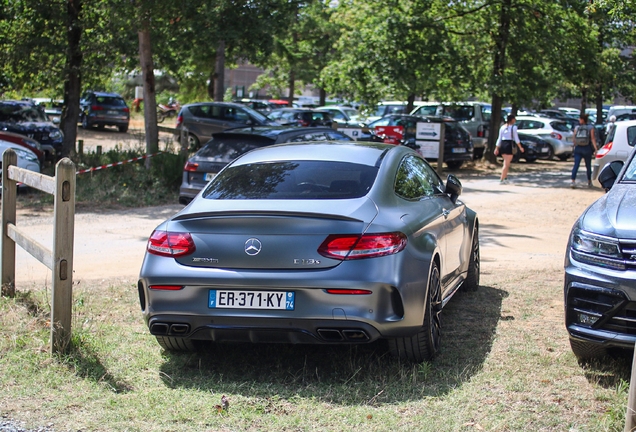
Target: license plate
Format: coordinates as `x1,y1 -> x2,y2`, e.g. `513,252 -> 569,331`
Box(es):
541,147 -> 549,153
451,148 -> 466,153
204,172 -> 217,181
566,137 -> 573,142
107,110 -> 118,115
209,290 -> 295,310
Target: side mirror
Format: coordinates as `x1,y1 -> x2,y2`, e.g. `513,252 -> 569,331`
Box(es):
245,119 -> 253,125
403,138 -> 419,149
445,174 -> 462,203
598,160 -> 624,192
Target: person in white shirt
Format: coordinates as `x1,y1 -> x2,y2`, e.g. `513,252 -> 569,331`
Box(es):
494,114 -> 524,184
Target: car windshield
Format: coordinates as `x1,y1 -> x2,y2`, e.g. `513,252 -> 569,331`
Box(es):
622,151 -> 636,182
0,104 -> 48,122
203,160 -> 378,200
95,96 -> 126,106
240,105 -> 269,123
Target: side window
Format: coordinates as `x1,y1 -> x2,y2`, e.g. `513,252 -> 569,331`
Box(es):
370,118 -> 390,128
330,110 -> 346,120
287,132 -> 328,142
627,126 -> 636,147
394,155 -> 442,200
209,106 -> 223,120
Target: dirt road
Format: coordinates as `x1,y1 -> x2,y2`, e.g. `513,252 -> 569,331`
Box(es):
12,158 -> 603,289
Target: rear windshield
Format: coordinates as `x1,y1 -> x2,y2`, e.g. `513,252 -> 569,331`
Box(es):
550,121 -> 571,132
95,96 -> 126,106
198,135 -> 276,160
203,161 -> 378,200
443,105 -> 474,121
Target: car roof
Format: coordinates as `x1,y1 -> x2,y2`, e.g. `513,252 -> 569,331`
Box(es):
215,126 -> 340,139
231,141 -> 396,167
89,91 -> 123,97
185,101 -> 246,108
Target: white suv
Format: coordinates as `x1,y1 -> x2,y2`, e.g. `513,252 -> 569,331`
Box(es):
592,119 -> 636,184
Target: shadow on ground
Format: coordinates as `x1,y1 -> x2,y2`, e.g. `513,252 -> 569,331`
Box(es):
158,286 -> 506,405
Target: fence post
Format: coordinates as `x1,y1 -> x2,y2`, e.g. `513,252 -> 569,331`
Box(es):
50,159 -> 76,354
77,140 -> 84,155
1,150 -> 17,297
626,342 -> 636,431
180,126 -> 189,157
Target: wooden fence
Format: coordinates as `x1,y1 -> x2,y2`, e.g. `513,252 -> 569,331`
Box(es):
1,150 -> 76,355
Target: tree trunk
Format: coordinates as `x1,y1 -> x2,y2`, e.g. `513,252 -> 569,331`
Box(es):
595,84 -> 603,124
213,40 -> 226,101
59,0 -> 83,159
288,70 -> 295,107
486,0 -> 512,163
138,18 -> 158,158
406,94 -> 415,114
319,88 -> 326,106
579,88 -> 587,114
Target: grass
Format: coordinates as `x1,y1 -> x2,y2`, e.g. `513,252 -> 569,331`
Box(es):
0,262 -> 631,431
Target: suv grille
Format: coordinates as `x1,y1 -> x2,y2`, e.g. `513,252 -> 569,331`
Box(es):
567,286 -> 636,336
621,240 -> 636,270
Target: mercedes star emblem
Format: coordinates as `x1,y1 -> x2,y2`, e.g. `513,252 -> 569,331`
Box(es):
245,238 -> 262,256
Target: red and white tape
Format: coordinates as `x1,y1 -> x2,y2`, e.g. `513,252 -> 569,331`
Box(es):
76,151 -> 164,175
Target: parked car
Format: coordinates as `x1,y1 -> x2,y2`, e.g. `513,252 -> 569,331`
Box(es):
179,126 -> 353,204
515,116 -> 574,160
558,107 -> 580,117
606,105 -> 636,123
0,131 -> 48,164
0,100 -> 64,159
539,109 -> 576,121
564,149 -> 636,360
515,133 -> 553,163
316,105 -> 365,127
233,98 -> 282,115
175,102 -> 278,149
266,108 -> 333,128
139,141 -> 480,363
0,139 -> 41,180
80,91 -> 130,132
364,101 -> 410,124
30,98 -> 64,124
411,101 -> 491,160
592,119 -> 636,184
362,114 -> 474,169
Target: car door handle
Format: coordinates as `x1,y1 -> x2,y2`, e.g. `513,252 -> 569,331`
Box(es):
442,209 -> 450,218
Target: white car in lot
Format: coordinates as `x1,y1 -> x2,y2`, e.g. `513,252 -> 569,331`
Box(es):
514,116 -> 574,160
0,139 -> 41,188
592,119 -> 636,184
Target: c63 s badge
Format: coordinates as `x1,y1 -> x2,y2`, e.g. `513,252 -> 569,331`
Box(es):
293,259 -> 321,265
192,257 -> 219,263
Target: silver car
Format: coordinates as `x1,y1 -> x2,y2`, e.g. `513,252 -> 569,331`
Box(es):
564,147 -> 636,360
138,141 -> 480,363
515,115 -> 574,160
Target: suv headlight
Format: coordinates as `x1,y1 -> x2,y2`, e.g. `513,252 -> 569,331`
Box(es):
571,229 -> 624,270
48,130 -> 63,140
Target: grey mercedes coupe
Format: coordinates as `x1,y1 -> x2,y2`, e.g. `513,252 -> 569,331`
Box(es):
138,141 -> 480,362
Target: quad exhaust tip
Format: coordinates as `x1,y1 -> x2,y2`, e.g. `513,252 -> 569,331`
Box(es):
150,322 -> 190,336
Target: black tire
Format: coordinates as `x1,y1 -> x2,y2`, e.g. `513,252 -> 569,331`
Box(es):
463,228 -> 480,292
81,114 -> 91,130
118,124 -> 129,133
155,336 -> 201,352
188,133 -> 200,151
473,148 -> 484,160
557,154 -> 569,161
446,161 -> 463,170
157,111 -> 165,123
388,262 -> 442,362
524,157 -> 537,163
546,145 -> 554,160
569,339 -> 607,361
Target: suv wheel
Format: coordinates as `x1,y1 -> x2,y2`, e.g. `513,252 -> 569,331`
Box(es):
81,114 -> 91,130
118,124 -> 129,133
569,339 -> 606,361
463,229 -> 480,291
446,161 -> 464,170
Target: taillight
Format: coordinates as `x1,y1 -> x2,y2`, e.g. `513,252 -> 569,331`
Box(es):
184,161 -> 199,172
551,132 -> 563,140
149,285 -> 184,290
477,125 -> 484,137
596,141 -> 613,158
176,115 -> 183,128
325,289 -> 372,295
318,232 -> 407,260
147,230 -> 196,257
123,107 -> 130,113
91,105 -> 104,111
